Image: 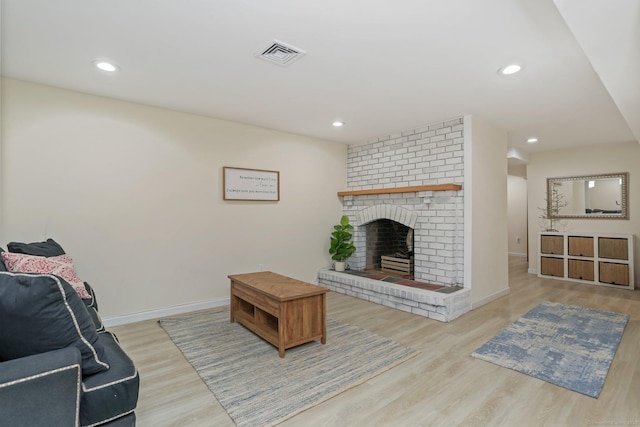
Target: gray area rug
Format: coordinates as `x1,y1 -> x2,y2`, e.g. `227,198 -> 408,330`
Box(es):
159,308 -> 419,427
472,301 -> 629,398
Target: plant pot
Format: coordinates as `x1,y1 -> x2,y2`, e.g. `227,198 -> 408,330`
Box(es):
334,261 -> 346,272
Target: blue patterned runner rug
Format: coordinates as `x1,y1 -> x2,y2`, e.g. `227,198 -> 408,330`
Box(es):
160,308 -> 419,426
472,301 -> 629,398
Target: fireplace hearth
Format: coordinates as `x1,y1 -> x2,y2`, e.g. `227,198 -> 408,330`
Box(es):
318,268 -> 470,322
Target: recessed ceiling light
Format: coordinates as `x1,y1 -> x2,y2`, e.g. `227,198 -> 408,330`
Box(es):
93,60 -> 118,72
498,64 -> 522,76
332,121 -> 345,127
527,137 -> 538,144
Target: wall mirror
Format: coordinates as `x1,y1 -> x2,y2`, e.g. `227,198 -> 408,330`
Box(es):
547,172 -> 629,219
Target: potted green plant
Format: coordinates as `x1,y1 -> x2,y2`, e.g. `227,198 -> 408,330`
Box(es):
329,215 -> 356,272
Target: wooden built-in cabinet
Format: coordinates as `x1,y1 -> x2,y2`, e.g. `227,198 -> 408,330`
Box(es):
538,232 -> 635,289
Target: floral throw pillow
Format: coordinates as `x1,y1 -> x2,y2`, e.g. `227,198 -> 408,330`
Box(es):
0,252 -> 91,299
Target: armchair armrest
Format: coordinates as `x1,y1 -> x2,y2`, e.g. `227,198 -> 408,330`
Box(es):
0,347 -> 82,426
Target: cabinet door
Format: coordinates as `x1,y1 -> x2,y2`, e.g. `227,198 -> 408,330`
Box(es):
568,237 -> 594,257
568,259 -> 594,281
541,235 -> 564,255
541,257 -> 564,277
599,238 -> 629,260
599,262 -> 629,286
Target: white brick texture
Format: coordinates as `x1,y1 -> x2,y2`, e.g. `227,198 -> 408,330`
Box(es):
322,117 -> 470,322
342,117 -> 464,286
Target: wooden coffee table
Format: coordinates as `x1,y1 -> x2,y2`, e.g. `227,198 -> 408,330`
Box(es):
229,271 -> 329,357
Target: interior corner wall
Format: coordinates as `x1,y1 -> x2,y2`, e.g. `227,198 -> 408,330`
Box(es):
526,141 -> 640,286
1,78 -> 347,320
508,175 -> 528,256
465,115 -> 509,307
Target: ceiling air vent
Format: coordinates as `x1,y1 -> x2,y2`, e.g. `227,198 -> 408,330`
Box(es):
256,40 -> 306,66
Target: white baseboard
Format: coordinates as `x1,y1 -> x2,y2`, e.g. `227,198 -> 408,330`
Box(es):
508,252 -> 527,257
471,287 -> 510,309
102,297 -> 230,328
528,268 -> 538,275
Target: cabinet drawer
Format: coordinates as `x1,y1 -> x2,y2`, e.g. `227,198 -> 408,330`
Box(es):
598,238 -> 628,260
541,257 -> 564,277
541,235 -> 564,255
568,259 -> 594,281
568,236 -> 594,257
599,262 -> 629,286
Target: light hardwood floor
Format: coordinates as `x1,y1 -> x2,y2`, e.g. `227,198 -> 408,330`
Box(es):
111,256 -> 640,426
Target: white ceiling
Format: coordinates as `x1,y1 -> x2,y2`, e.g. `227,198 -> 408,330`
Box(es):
1,0 -> 638,154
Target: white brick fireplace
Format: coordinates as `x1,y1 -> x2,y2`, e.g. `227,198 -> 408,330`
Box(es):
318,117 -> 472,322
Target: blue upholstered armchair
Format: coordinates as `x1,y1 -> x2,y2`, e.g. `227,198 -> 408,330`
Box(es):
0,239 -> 139,427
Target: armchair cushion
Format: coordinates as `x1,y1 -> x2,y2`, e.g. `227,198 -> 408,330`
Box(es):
81,331 -> 140,426
0,272 -> 109,375
7,238 -> 66,257
0,347 -> 82,426
80,282 -> 105,332
87,305 -> 106,333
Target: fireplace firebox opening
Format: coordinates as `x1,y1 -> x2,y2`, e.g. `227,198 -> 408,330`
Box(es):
365,219 -> 414,278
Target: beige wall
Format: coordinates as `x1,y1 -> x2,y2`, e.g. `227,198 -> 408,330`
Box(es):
507,175 -> 528,256
1,78 -> 347,321
527,141 -> 640,286
465,115 -> 509,306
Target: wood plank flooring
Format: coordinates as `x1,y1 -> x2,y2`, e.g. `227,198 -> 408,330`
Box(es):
111,256 -> 640,426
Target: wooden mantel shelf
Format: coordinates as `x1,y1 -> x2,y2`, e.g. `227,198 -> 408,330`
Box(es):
337,184 -> 462,197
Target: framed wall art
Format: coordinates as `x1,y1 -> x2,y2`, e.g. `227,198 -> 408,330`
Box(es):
223,167 -> 280,201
